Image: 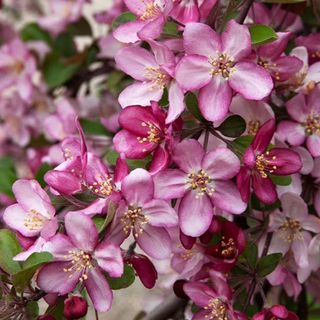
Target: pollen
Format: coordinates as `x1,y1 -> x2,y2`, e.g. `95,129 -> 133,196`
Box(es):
140,1 -> 161,20
209,53 -> 236,80
63,148 -> 73,160
144,66 -> 170,90
203,298 -> 228,320
181,249 -> 194,261
188,169 -> 215,198
10,60 -> 24,74
88,174 -> 114,197
120,206 -> 149,237
137,121 -> 162,144
23,209 -> 46,231
220,237 -> 237,258
247,120 -> 260,136
279,217 -> 302,242
303,113 -> 320,135
63,250 -> 93,282
255,151 -> 277,178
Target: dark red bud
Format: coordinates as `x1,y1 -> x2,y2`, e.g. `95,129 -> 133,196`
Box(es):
63,296 -> 88,320
173,280 -> 188,299
38,316 -> 55,320
130,254 -> 157,289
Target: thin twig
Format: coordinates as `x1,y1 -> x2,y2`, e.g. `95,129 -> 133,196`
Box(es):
237,0 -> 255,24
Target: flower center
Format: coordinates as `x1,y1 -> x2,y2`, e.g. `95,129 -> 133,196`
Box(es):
63,250 -> 93,282
255,151 -> 277,178
10,61 -> 24,74
24,209 -> 46,231
209,53 -> 235,80
181,249 -> 194,261
311,50 -> 320,59
279,217 -> 302,243
121,206 -> 149,237
188,169 -> 215,198
137,121 -> 162,146
140,2 -> 161,20
220,237 -> 237,258
204,298 -> 228,320
304,113 -> 320,135
88,174 -> 114,197
247,120 -> 261,136
144,66 -> 170,90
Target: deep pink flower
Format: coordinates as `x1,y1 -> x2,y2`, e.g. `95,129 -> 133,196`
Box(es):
37,212 -> 123,312
269,193 -> 320,268
296,33 -> 320,63
113,0 -> 172,43
175,20 -> 273,121
113,102 -> 181,174
277,86 -> 320,157
112,168 -> 178,259
255,32 -> 303,82
252,305 -> 298,320
236,119 -> 302,204
311,157 -> 320,216
63,296 -> 88,320
154,139 -> 246,237
3,180 -> 57,239
0,38 -> 36,102
115,41 -> 185,123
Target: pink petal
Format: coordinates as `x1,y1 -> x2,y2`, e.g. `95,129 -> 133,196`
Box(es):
138,15 -> 165,41
286,93 -> 308,122
137,225 -> 172,259
115,46 -> 157,81
13,179 -> 55,218
252,119 -> 275,154
292,234 -> 309,267
94,241 -> 124,277
229,62 -> 273,100
277,121 -> 305,146
148,39 -> 175,65
175,55 -> 212,91
65,212 -> 98,252
236,167 -> 251,203
179,190 -> 213,237
113,20 -> 146,44
85,268 -> 113,312
166,80 -> 185,124
183,22 -> 221,56
37,262 -> 80,295
307,134 -> 320,157
44,234 -> 76,260
183,282 -> 214,307
280,193 -> 308,220
222,20 -> 251,60
301,215 -> 320,233
149,145 -> 170,174
143,199 -> 178,227
258,32 -> 291,60
172,139 -> 204,172
210,180 -> 247,214
118,82 -> 163,108
252,175 -> 277,204
199,77 -> 232,122
41,218 -> 58,240
153,169 -> 187,200
124,0 -> 148,15
201,147 -> 240,179
121,168 -> 154,205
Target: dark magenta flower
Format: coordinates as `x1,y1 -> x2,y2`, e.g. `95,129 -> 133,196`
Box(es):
252,305 -> 298,320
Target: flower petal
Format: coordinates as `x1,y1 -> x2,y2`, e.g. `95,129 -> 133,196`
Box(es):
113,20 -> 146,44
252,175 -> 277,204
166,80 -> 185,124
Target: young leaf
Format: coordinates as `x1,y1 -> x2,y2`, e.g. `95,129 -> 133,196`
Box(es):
257,253 -> 282,277
269,175 -> 292,186
241,243 -> 258,269
0,229 -> 22,274
107,264 -> 135,290
249,24 -> 278,46
112,12 -> 136,29
231,135 -> 254,154
217,115 -> 246,138
20,23 -> 53,46
186,93 -> 206,122
0,156 -> 18,197
80,118 -> 112,136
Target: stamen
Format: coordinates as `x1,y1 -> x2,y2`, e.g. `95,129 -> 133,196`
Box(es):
137,121 -> 162,144
144,66 -> 170,90
188,169 -> 215,198
140,2 -> 161,20
255,151 -> 277,178
87,174 -> 114,197
120,206 -> 149,237
23,209 -> 46,231
247,120 -> 260,136
203,298 -> 228,320
209,53 -> 236,80
303,113 -> 320,135
279,217 -> 302,242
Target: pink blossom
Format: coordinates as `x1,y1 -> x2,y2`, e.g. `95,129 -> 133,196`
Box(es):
154,139 -> 246,237
269,193 -> 320,268
175,20 -> 273,121
237,119 -> 302,204
113,101 -> 181,174
0,38 -> 36,102
3,180 -> 57,239
112,168 -> 178,259
115,41 -> 185,123
296,33 -> 320,63
36,212 -> 123,312
277,86 -> 320,157
253,305 -> 298,320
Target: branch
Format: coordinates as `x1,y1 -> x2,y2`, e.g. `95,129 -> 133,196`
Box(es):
143,295 -> 187,320
237,0 -> 255,24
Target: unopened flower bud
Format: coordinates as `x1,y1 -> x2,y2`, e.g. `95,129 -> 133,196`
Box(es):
38,316 -> 55,320
63,296 -> 88,320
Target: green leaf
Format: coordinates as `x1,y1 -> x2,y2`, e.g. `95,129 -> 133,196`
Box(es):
35,163 -> 52,188
112,12 -> 136,29
43,53 -> 80,89
107,71 -> 125,94
12,252 -> 53,291
269,175 -> 292,186
163,21 -> 179,36
54,32 -> 77,58
217,115 -> 246,138
93,202 -> 116,233
257,253 -> 282,277
0,156 -> 18,197
80,118 -> 111,136
249,24 -> 278,46
105,150 -> 151,170
68,17 -> 92,36
107,264 -> 135,290
186,93 -> 206,122
241,243 -> 258,269
20,23 -> 53,46
26,301 -> 39,318
231,135 -> 254,154
45,297 -> 65,318
0,230 -> 22,274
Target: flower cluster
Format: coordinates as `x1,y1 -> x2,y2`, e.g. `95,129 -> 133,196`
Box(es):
0,0 -> 320,319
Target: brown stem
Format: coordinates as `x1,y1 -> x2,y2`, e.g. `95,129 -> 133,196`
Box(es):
237,0 -> 255,24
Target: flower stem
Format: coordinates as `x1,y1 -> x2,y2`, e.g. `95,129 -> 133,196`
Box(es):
237,0 -> 255,24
